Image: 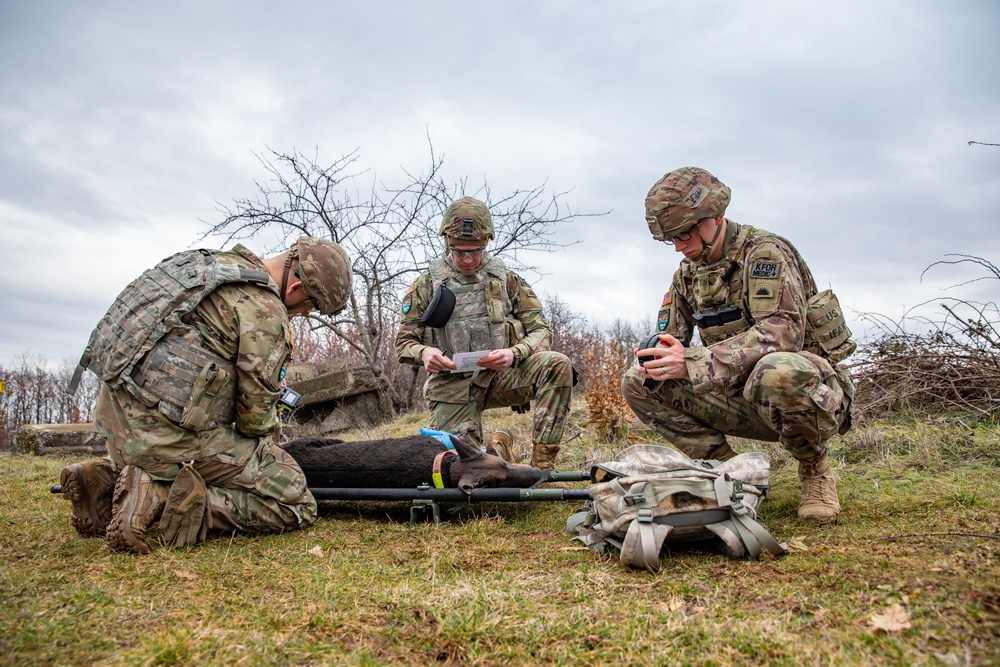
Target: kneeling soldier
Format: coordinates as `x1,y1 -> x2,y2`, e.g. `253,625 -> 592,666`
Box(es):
62,236 -> 352,552
395,197 -> 574,472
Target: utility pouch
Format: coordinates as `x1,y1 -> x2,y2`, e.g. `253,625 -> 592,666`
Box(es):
180,362 -> 229,432
805,289 -> 856,363
506,317 -> 527,345
485,280 -> 505,323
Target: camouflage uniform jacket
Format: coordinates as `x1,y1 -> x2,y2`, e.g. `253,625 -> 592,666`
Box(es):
657,221 -> 828,395
183,244 -> 292,437
395,253 -> 551,403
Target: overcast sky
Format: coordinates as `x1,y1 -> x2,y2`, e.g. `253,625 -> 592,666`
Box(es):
1,1 -> 998,367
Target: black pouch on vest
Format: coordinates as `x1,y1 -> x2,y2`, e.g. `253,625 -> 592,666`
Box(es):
420,285 -> 456,328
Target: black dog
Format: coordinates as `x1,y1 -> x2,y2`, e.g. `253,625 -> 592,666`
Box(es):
284,434 -> 546,493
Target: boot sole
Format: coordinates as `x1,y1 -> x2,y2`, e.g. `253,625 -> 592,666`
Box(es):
106,468 -> 153,554
61,464 -> 110,537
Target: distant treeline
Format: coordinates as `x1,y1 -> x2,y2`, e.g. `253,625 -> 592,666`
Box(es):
0,354 -> 99,451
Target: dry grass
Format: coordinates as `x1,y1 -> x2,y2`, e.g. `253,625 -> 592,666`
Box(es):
2,402 -> 999,666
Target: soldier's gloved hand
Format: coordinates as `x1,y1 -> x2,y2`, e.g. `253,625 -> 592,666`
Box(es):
419,427 -> 458,450
159,463 -> 211,547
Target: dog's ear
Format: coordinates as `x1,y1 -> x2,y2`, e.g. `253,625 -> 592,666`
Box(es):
448,434 -> 484,462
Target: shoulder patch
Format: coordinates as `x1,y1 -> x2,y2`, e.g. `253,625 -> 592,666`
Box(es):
754,285 -> 774,299
661,291 -> 673,307
400,282 -> 415,314
750,261 -> 781,279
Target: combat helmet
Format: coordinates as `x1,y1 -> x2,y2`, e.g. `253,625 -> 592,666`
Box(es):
644,167 -> 731,241
439,197 -> 495,243
293,237 -> 353,315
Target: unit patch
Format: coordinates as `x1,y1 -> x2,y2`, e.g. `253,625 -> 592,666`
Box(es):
750,261 -> 781,279
401,284 -> 415,315
754,285 -> 773,298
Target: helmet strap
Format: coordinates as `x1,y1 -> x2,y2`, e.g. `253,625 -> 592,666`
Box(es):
280,244 -> 299,304
695,216 -> 727,263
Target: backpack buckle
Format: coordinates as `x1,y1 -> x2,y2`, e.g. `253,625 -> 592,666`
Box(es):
623,493 -> 647,506
637,507 -> 654,523
730,479 -> 748,516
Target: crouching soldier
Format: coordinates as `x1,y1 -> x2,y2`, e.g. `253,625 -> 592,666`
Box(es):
61,236 -> 352,553
394,197 -> 574,472
622,167 -> 856,523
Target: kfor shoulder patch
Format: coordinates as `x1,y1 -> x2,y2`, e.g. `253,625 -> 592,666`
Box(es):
750,261 -> 781,279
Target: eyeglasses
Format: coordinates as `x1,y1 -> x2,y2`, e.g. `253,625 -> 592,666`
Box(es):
448,246 -> 486,259
661,221 -> 703,246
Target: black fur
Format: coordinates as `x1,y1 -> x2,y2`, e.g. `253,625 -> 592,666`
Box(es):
284,434 -> 545,493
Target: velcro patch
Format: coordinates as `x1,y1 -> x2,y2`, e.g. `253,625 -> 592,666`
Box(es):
683,184 -> 709,208
750,261 -> 781,279
754,285 -> 773,298
661,291 -> 673,307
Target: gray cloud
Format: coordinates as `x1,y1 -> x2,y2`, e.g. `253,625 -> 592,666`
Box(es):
1,0 -> 998,364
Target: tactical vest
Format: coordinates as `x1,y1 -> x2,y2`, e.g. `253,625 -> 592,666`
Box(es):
71,249 -> 280,431
679,225 -> 855,362
422,254 -> 511,356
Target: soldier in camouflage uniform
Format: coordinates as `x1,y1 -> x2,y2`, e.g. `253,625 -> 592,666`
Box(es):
394,197 -> 574,471
622,168 -> 856,523
60,237 -> 352,553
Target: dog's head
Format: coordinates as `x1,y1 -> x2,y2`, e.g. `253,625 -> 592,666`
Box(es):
449,435 -> 546,493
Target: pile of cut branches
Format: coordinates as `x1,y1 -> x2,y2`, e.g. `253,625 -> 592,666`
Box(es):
852,255 -> 1000,419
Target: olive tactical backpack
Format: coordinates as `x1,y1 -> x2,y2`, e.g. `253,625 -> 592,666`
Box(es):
567,444 -> 787,570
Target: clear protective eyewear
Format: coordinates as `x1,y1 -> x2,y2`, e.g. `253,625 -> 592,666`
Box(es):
448,245 -> 486,259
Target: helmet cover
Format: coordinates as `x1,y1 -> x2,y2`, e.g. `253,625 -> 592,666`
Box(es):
644,167 -> 731,241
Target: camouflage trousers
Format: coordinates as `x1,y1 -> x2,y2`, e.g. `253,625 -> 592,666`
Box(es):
428,351 -> 573,447
621,351 -> 853,461
95,384 -> 317,534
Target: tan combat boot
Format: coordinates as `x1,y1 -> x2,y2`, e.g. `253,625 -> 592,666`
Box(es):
706,442 -> 738,462
531,443 -> 569,489
797,454 -> 841,523
106,465 -> 171,554
489,429 -> 515,462
60,459 -> 119,536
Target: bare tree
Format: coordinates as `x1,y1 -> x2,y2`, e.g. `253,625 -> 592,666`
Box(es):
203,141 -> 590,415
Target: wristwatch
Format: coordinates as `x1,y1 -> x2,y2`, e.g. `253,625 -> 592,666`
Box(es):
510,347 -> 522,368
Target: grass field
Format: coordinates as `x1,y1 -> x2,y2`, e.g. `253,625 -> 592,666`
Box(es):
2,404 -> 998,666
